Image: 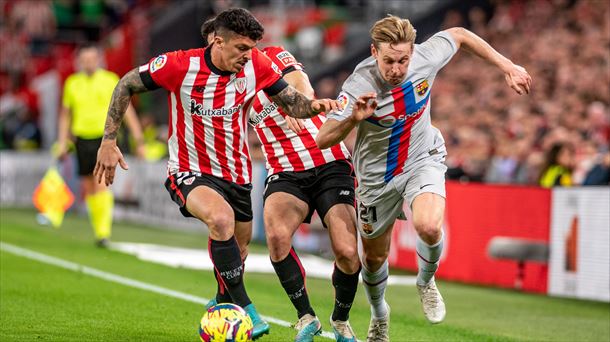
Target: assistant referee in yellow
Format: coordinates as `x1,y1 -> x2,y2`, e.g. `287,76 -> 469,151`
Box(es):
57,44 -> 145,247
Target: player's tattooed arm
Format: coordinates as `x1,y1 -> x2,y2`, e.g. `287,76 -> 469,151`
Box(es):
103,68 -> 149,140
271,85 -> 341,119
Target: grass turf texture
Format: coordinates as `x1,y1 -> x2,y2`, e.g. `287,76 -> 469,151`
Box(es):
1,207 -> 609,341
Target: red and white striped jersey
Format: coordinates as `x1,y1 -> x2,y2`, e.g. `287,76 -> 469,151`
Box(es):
248,46 -> 350,175
139,46 -> 286,184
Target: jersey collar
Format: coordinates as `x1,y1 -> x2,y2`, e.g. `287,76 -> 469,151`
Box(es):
205,44 -> 233,76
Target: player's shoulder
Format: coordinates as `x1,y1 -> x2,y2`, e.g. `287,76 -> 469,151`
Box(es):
343,57 -> 377,94
414,31 -> 457,55
261,45 -> 286,55
155,48 -> 203,62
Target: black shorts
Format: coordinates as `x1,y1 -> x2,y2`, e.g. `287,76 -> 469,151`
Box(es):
263,159 -> 356,227
165,172 -> 253,222
75,137 -> 102,176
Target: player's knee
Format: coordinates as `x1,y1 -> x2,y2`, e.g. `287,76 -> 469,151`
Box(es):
265,229 -> 292,260
334,244 -> 360,273
239,246 -> 249,262
206,214 -> 234,237
364,252 -> 389,271
414,220 -> 442,244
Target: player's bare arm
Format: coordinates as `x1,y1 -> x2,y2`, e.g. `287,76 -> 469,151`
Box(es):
282,70 -> 314,133
316,93 -> 377,149
270,85 -> 340,119
446,27 -> 532,95
94,68 -> 150,186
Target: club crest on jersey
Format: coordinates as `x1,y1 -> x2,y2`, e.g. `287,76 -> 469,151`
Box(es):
416,79 -> 429,96
336,93 -> 349,110
234,77 -> 247,93
150,55 -> 167,73
271,62 -> 281,75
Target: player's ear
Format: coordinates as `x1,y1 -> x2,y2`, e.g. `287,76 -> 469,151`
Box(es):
214,35 -> 224,47
371,44 -> 378,58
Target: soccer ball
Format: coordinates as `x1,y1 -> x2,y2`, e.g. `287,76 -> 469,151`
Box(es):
199,303 -> 253,342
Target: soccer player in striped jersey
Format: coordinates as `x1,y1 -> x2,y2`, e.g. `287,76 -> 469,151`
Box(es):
201,19 -> 360,342
93,8 -> 341,340
317,15 -> 531,341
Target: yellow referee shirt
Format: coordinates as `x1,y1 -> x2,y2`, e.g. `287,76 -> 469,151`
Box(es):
62,69 -> 119,139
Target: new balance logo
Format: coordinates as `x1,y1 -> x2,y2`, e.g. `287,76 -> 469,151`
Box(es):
339,190 -> 351,196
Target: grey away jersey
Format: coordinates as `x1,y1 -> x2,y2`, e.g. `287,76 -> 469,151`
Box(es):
328,31 -> 458,189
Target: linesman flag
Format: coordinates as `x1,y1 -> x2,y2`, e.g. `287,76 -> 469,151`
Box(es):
32,167 -> 74,228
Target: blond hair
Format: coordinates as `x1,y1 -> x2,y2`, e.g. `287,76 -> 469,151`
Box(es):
370,15 -> 416,48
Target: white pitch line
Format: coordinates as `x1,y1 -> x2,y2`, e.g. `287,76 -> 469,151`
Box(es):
0,242 -> 338,340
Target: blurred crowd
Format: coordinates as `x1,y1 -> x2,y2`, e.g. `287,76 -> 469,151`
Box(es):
1,0 -> 608,186
314,0 -> 610,187
433,0 -> 610,186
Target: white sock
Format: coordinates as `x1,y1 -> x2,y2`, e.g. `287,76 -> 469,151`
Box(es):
416,233 -> 444,286
362,260 -> 389,318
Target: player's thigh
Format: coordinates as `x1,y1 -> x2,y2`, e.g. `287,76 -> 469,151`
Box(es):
357,184 -> 404,240
264,191 -> 309,260
404,160 -> 446,240
360,224 -> 394,271
186,185 -> 235,240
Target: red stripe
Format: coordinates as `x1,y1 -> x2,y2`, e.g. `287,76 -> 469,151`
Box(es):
314,116 -> 349,161
168,174 -> 186,205
242,97 -> 255,182
389,88 -> 408,176
231,71 -> 248,184
208,238 -> 228,295
212,75 -> 232,181
253,98 -> 281,173
174,89 -> 190,172
190,68 -> 211,174
294,119 -> 326,167
289,247 -> 307,287
166,93 -> 173,145
268,111 -> 305,170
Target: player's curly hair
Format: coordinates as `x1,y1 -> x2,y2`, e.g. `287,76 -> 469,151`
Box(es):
214,8 -> 264,41
370,14 -> 416,48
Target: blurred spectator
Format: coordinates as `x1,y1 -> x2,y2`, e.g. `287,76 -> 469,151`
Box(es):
136,113 -> 168,162
9,0 -> 56,56
539,142 -> 575,188
0,72 -> 41,150
583,151 -> 610,185
432,0 -> 609,186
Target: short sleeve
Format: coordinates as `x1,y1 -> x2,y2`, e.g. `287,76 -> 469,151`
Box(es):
262,46 -> 303,75
61,76 -> 74,109
138,51 -> 185,91
414,31 -> 458,77
253,48 -> 285,94
327,73 -> 371,122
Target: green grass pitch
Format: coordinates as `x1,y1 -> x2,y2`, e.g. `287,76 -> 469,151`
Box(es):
1,207 -> 609,341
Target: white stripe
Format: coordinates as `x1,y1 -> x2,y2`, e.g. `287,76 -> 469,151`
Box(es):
202,74 -> 223,178
167,92 -> 179,173
241,62 -> 257,183
180,57 -> 201,172
224,76 -> 238,182
0,242 -> 339,340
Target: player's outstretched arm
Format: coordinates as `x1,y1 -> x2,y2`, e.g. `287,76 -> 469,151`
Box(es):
270,85 -> 340,119
282,70 -> 315,133
94,67 -> 150,186
316,93 -> 377,149
446,27 -> 532,95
